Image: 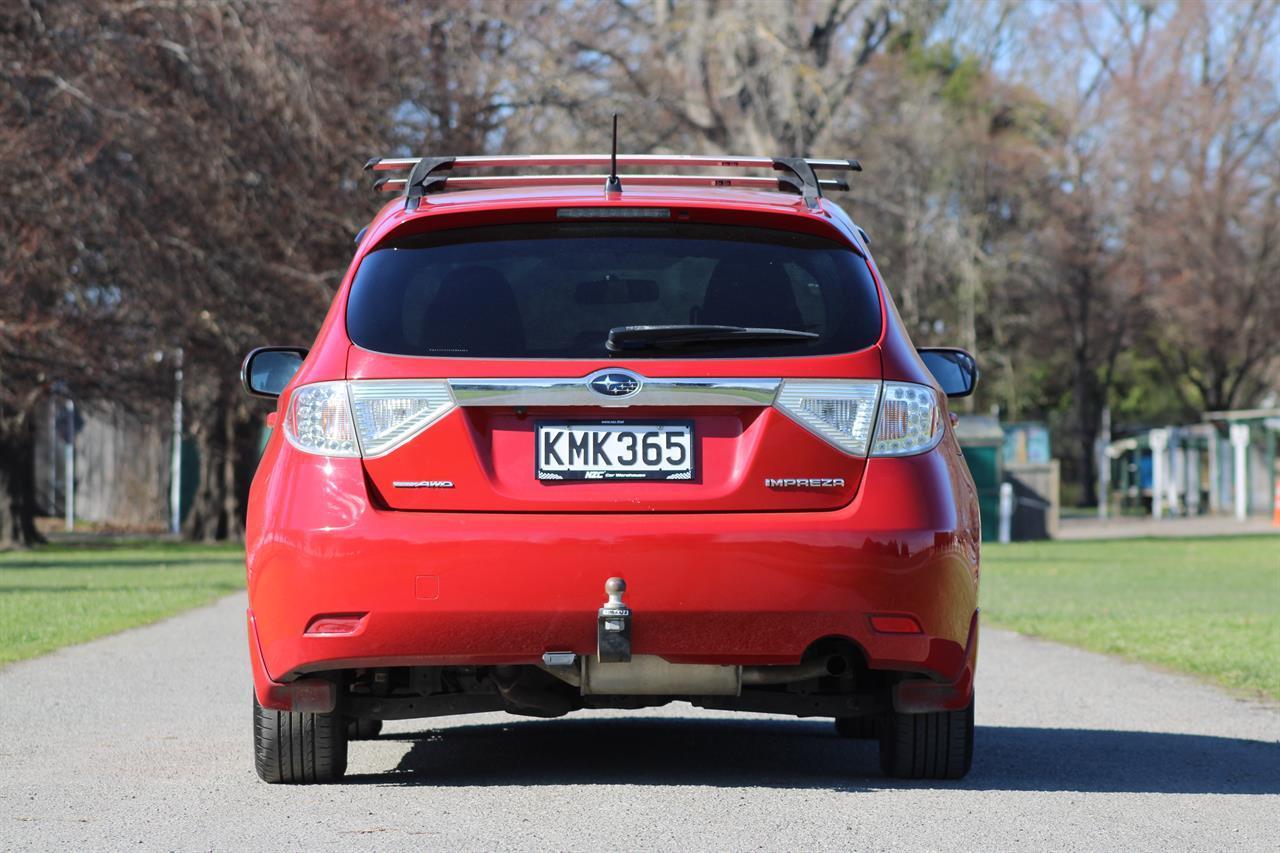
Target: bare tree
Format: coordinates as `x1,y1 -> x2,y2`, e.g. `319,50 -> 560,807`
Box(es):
4,0 -> 1276,542
1124,2 -> 1280,411
1,3 -> 170,545
0,0 -> 408,544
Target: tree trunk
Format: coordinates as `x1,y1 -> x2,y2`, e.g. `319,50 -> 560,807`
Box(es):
183,420 -> 226,542
1075,420 -> 1098,509
183,381 -> 230,542
1072,345 -> 1100,508
221,401 -> 245,541
0,419 -> 46,550
183,384 -> 255,543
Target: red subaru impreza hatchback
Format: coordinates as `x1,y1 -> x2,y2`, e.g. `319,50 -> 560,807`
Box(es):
241,153 -> 980,783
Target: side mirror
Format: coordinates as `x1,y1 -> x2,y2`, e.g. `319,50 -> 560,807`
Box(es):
241,347 -> 307,399
918,347 -> 978,398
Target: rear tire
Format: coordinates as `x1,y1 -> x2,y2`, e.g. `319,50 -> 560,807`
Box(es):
253,695 -> 348,784
347,717 -> 383,740
834,716 -> 879,739
878,696 -> 973,780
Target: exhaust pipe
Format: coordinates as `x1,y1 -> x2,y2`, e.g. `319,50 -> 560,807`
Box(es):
741,655 -> 847,686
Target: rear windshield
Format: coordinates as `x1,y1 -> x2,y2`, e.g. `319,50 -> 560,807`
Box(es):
346,223 -> 882,358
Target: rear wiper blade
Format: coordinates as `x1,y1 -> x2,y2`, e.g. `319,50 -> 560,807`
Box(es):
606,324 -> 819,352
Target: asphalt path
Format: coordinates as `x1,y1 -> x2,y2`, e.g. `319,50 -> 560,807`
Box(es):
1,592 -> 1277,851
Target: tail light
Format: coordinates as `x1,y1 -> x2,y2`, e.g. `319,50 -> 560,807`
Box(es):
284,381 -> 359,457
870,382 -> 942,457
347,380 -> 453,457
774,380 -> 880,455
283,380 -> 455,459
775,379 -> 941,458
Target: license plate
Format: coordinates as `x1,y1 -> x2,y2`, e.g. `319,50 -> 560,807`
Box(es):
536,421 -> 694,481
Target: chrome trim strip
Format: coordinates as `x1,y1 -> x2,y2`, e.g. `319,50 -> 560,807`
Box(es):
449,375 -> 780,408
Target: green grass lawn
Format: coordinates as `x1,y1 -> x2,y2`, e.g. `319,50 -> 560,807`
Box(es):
0,541 -> 244,666
982,535 -> 1280,700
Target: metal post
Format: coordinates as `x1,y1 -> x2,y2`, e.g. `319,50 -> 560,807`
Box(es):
997,481 -> 1013,544
64,397 -> 75,532
1097,406 -> 1111,519
1182,448 -> 1192,514
170,347 -> 184,535
1207,434 -> 1221,513
1150,429 -> 1168,520
49,395 -> 57,516
1230,424 -> 1250,521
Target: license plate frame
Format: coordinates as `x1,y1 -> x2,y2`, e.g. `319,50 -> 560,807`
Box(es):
535,420 -> 695,481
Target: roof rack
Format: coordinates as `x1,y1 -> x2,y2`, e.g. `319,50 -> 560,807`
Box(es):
364,154 -> 861,210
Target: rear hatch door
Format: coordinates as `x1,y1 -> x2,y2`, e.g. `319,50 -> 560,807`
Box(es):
344,219 -> 884,513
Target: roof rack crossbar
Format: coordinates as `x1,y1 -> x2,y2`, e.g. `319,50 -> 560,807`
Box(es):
373,174 -> 850,193
366,154 -> 859,172
363,154 -> 860,207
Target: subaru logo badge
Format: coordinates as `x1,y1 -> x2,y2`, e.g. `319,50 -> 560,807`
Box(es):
588,370 -> 642,398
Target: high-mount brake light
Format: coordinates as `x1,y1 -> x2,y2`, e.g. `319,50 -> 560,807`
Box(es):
557,207 -> 670,219
284,380 -> 455,459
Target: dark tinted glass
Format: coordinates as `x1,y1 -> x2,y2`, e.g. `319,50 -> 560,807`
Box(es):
919,348 -> 978,397
346,223 -> 882,358
245,349 -> 304,397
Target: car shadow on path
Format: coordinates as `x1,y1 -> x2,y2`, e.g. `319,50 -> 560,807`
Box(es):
343,717 -> 1280,794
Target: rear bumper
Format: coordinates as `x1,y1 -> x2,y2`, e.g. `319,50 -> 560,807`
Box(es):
246,446 -> 980,705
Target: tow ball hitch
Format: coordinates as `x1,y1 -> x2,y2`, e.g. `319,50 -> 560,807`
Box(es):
597,577 -> 631,663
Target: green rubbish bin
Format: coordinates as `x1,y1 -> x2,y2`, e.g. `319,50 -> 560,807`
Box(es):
955,415 -> 1004,543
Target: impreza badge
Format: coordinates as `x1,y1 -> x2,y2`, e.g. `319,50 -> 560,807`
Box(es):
764,477 -> 846,488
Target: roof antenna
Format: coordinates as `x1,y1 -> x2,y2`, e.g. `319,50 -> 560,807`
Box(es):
605,113 -> 622,194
